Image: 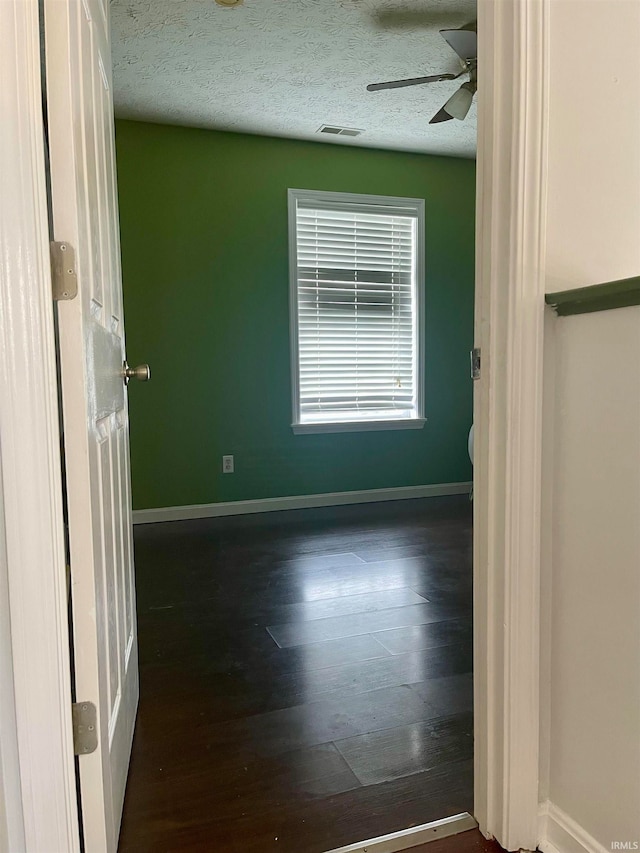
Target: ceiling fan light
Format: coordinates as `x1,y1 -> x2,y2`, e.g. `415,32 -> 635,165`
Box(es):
442,82 -> 475,120
440,25 -> 478,63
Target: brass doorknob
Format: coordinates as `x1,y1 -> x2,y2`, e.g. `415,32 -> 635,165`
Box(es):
123,361 -> 150,385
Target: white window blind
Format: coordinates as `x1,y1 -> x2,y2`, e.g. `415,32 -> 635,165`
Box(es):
289,190 -> 424,432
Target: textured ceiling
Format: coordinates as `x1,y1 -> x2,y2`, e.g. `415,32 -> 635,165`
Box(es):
111,0 -> 477,158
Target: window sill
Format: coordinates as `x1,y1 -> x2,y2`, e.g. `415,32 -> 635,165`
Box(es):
292,418 -> 426,435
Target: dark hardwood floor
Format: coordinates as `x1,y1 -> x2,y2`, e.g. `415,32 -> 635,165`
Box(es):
118,496 -> 473,853
409,829 -> 505,852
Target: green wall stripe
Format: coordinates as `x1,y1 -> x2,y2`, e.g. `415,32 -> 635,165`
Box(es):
546,276 -> 640,316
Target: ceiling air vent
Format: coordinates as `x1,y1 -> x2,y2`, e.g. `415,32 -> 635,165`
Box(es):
317,125 -> 363,138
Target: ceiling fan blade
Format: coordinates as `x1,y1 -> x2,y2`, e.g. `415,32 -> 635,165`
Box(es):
429,106 -> 455,124
440,25 -> 477,61
429,81 -> 476,124
367,72 -> 459,92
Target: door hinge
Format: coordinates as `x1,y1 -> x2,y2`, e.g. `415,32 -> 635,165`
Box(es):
470,348 -> 481,380
72,701 -> 98,755
50,241 -> 78,301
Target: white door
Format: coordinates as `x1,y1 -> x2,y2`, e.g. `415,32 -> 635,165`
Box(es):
44,1 -> 141,849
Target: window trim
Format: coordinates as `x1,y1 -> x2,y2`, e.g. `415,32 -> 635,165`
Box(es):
288,188 -> 426,435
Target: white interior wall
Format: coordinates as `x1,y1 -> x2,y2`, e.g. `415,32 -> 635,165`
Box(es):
544,307 -> 640,847
540,0 -> 640,849
545,0 -> 640,293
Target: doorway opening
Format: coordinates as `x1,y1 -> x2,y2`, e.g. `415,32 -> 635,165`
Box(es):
3,0 -> 560,849
50,0 -> 478,849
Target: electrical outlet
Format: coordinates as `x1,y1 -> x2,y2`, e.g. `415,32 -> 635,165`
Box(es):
222,455 -> 234,474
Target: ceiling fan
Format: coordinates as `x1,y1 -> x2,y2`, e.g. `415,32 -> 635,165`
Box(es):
366,21 -> 477,124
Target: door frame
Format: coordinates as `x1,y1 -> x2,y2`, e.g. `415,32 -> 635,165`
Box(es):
0,0 -> 548,850
473,0 -> 548,849
0,0 -> 80,849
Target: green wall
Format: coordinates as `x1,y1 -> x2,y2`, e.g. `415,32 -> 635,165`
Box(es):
115,120 -> 476,511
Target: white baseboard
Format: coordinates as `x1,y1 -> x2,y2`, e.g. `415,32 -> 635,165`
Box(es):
132,481 -> 473,525
538,802 -> 610,853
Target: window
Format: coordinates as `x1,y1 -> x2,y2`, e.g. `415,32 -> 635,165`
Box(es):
288,189 -> 425,434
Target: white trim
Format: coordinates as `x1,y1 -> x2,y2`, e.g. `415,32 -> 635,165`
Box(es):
473,0 -> 549,849
132,481 -> 472,524
288,188 -> 301,428
538,802 -> 610,853
287,188 -> 425,433
323,812 -> 478,853
289,188 -> 427,214
292,417 -> 426,434
0,1 -> 80,850
0,455 -> 25,853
